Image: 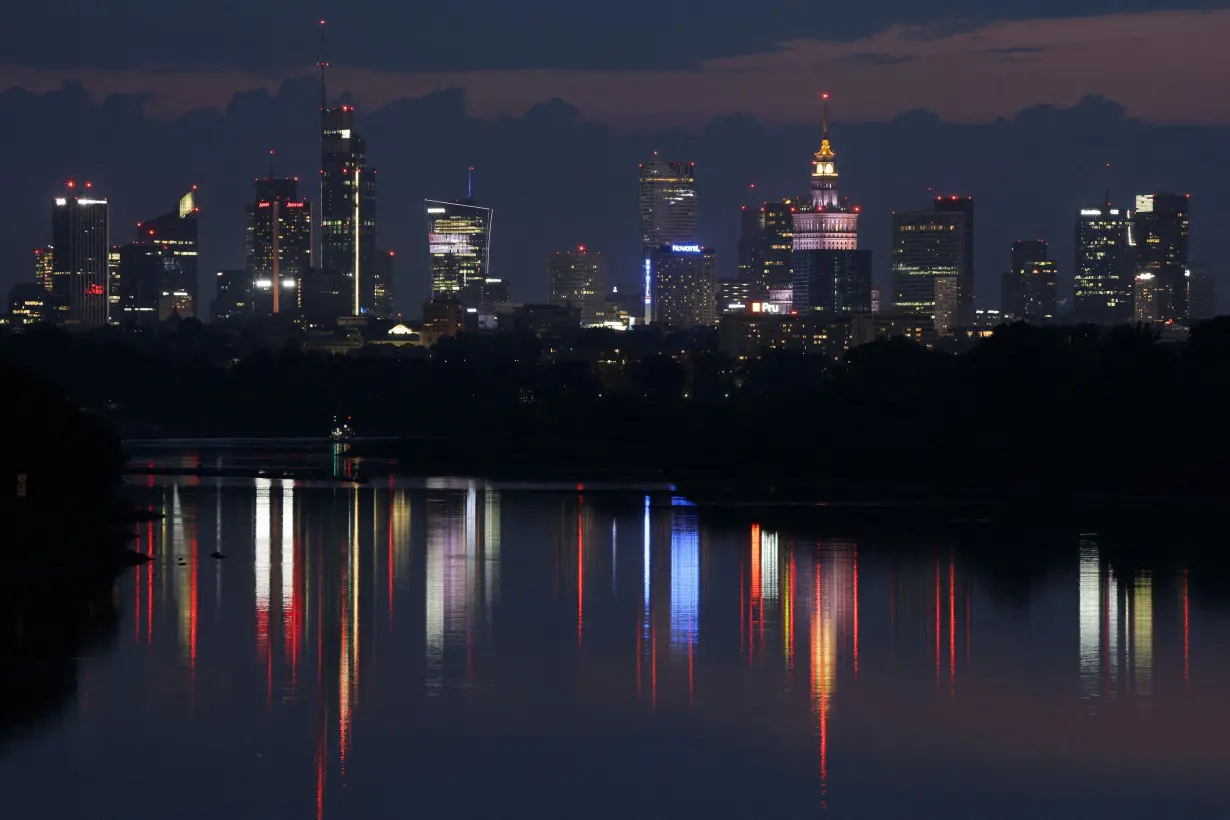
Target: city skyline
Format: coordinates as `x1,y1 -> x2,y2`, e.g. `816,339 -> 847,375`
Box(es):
3,87 -> 1215,320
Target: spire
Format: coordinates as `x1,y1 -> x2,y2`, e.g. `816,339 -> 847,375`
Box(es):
317,20 -> 329,111
813,91 -> 836,179
467,166 -> 474,201
269,148 -> 276,178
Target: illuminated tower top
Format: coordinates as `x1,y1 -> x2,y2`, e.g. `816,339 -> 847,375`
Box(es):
811,93 -> 839,210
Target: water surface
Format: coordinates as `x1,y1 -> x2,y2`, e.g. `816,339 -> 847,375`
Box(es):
2,474 -> 1228,819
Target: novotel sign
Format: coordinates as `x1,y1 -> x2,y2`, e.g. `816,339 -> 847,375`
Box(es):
671,244 -> 702,253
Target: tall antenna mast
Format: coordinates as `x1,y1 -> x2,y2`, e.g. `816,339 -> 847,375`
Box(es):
317,20 -> 329,112
468,166 -> 474,200
268,148 -> 276,178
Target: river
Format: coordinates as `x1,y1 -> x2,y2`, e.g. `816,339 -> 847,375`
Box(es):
1,452 -> 1228,818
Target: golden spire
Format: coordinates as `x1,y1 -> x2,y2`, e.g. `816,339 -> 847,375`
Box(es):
814,92 -> 836,169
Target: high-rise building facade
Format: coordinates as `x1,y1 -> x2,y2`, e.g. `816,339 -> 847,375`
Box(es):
51,182 -> 110,327
1074,202 -> 1134,325
934,196 -> 974,321
792,250 -> 872,315
246,177 -> 311,317
320,105 -> 377,315
120,189 -> 201,322
34,246 -> 53,291
639,155 -> 697,256
213,269 -> 249,322
890,204 -> 968,320
760,200 -> 795,292
115,244 -> 165,323
1133,193 -> 1190,322
650,244 -> 716,328
548,246 -> 607,326
9,283 -> 52,325
792,96 -> 859,253
717,278 -> 754,314
426,198 -> 492,306
736,206 -> 763,290
1187,264 -> 1217,321
373,249 -> 395,318
1006,239 -> 1057,323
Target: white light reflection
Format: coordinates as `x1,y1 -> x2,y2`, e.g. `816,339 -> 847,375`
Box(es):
281,480 -> 294,633
254,478 -> 272,653
669,507 -> 699,650
1078,539 -> 1100,700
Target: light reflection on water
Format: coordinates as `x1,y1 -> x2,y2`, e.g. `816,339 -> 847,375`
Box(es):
2,476 -> 1229,819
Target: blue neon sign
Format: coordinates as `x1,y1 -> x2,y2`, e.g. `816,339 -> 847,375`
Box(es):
671,244 -> 702,254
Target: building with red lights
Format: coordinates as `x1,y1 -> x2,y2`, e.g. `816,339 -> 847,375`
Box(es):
51,182 -> 110,327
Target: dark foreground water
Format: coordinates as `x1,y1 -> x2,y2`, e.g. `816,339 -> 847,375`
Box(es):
3,474 -> 1230,819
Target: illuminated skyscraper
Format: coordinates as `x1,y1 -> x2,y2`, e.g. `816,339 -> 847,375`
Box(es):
649,244 -> 716,327
891,202 -> 970,321
33,245 -> 53,291
792,94 -> 859,252
760,200 -> 795,291
125,189 -> 200,321
373,248 -> 395,318
639,155 -> 697,256
426,194 -> 493,306
934,196 -> 975,321
1074,201 -> 1134,325
793,250 -> 872,315
245,177 -> 311,316
1133,193 -> 1190,323
1006,239 -> 1058,323
549,246 -> 607,326
736,205 -> 763,291
319,26 -> 377,316
51,181 -> 109,327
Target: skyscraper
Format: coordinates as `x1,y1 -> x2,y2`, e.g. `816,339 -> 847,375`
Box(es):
33,246 -> 53,291
1187,264 -> 1217,321
51,181 -> 109,327
1006,239 -> 1057,323
319,26 -> 377,316
549,246 -> 607,326
791,94 -> 869,316
639,155 -> 697,256
373,249 -> 395,318
426,195 -> 493,306
1074,201 -> 1134,325
890,202 -> 969,320
760,200 -> 795,291
213,269 -> 249,322
1133,193 -> 1190,322
793,250 -> 872,315
132,189 -> 200,321
650,244 -> 716,328
934,196 -> 975,321
792,94 -> 859,251
246,177 -> 311,316
736,205 -> 763,290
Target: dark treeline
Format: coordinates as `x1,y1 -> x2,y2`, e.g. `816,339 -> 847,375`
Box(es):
7,318 -> 1230,506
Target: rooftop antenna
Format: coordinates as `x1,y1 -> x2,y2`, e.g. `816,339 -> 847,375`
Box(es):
468,165 -> 474,200
1104,162 -> 1112,208
317,20 -> 329,111
268,148 -> 276,178
821,91 -> 830,139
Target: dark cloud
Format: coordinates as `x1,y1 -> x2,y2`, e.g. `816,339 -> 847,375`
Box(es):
0,1 -> 1223,73
982,46 -> 1047,55
835,53 -> 915,66
3,83 -> 1228,319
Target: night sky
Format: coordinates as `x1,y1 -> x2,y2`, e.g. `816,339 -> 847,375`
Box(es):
2,2 -> 1228,311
